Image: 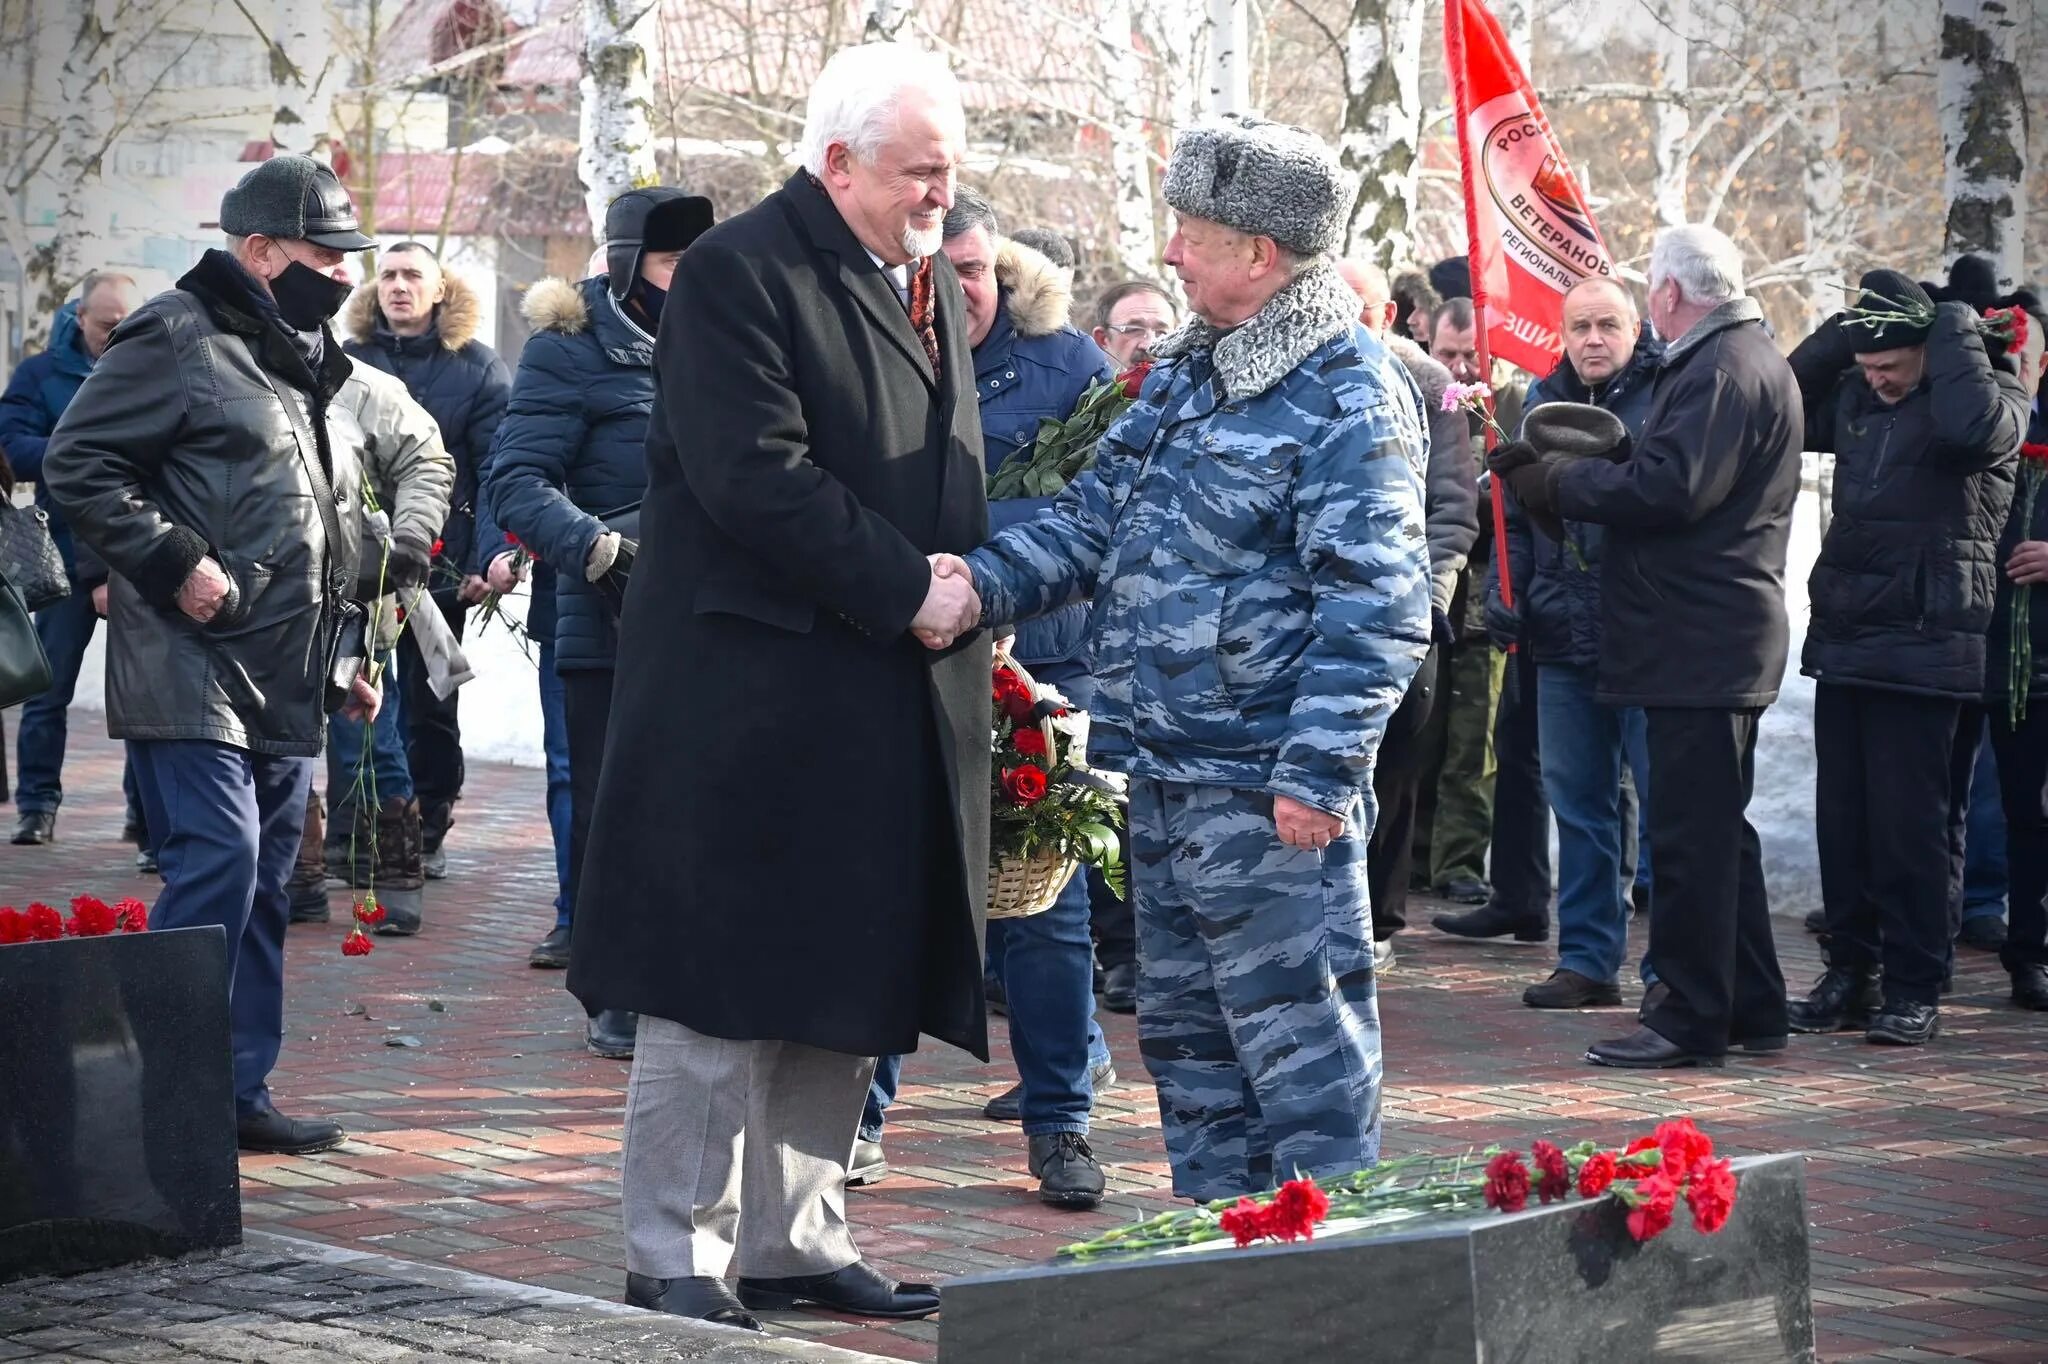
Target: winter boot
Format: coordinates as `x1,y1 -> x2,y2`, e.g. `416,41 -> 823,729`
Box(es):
371,796 -> 426,935
326,796 -> 378,888
420,800 -> 453,881
287,797 -> 331,924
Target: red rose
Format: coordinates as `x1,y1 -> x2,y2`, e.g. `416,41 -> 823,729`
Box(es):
1625,1172 -> 1679,1242
1652,1117 -> 1713,1181
1531,1140 -> 1570,1204
115,898 -> 149,932
341,927 -> 374,957
67,896 -> 119,937
0,907 -> 25,944
1264,1178 -> 1331,1243
1117,360 -> 1154,399
1577,1151 -> 1618,1198
1002,765 -> 1049,805
24,903 -> 64,941
1011,725 -> 1049,758
1484,1151 -> 1530,1213
995,675 -> 1036,722
1684,1157 -> 1737,1234
431,537 -> 446,558
1219,1196 -> 1268,1248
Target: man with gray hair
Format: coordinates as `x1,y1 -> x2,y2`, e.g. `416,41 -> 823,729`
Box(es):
950,115 -> 1431,1200
1492,222 -> 1802,1069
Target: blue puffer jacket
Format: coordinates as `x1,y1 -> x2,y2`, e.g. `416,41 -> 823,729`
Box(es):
968,262 -> 1431,816
1485,326 -> 1665,664
976,240 -> 1114,676
0,302 -> 94,570
341,272 -> 510,574
490,276 -> 654,671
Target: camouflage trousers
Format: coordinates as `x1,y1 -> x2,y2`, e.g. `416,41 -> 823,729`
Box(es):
1129,779 -> 1382,1202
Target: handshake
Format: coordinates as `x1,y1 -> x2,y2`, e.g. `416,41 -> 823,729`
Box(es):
912,553 -> 980,650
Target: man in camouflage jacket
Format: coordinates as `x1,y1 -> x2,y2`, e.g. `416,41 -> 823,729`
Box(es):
955,116 -> 1431,1200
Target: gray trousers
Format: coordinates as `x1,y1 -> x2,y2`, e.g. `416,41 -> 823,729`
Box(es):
622,1016 -> 876,1280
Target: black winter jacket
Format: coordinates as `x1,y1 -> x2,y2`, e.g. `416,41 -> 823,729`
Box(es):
1795,302 -> 2024,699
1554,299 -> 1804,709
490,275 -> 654,671
1988,398 -> 2048,701
341,273 -> 510,575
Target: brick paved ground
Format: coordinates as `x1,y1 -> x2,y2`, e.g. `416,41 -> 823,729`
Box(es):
6,715 -> 2048,1362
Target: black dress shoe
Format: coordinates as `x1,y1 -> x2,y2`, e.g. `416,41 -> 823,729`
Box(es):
136,848 -> 159,876
1100,961 -> 1137,1013
1957,916 -> 2007,952
847,1138 -> 888,1187
1585,1025 -> 1724,1069
737,1259 -> 940,1320
1523,969 -> 1622,1009
2011,964 -> 2048,1010
11,811 -> 53,845
1630,882 -> 1651,918
984,1059 -> 1116,1121
1786,965 -> 1882,1034
1866,1000 -> 1939,1046
529,925 -> 573,969
1432,901 -> 1547,942
1029,1132 -> 1105,1209
1439,877 -> 1492,905
625,1273 -> 762,1331
586,1009 -> 637,1059
237,1104 -> 346,1155
1803,908 -> 1826,935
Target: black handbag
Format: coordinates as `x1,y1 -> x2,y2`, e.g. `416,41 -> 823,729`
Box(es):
0,502 -> 70,611
0,568 -> 53,709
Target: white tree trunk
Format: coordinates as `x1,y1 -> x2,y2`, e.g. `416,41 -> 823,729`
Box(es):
1337,0 -> 1424,267
1204,0 -> 1248,115
1136,0 -> 1203,132
1098,0 -> 1156,277
1939,0 -> 2029,288
861,0 -> 914,41
1495,0 -> 1534,70
577,0 -> 659,243
1649,0 -> 1690,227
1800,0 -> 1848,321
44,0 -> 117,319
270,0 -> 338,159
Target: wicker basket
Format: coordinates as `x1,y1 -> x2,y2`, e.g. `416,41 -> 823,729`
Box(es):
986,648 -> 1080,920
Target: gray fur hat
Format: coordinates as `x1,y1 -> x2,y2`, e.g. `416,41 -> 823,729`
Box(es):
1162,115 -> 1352,258
1525,403 -> 1630,463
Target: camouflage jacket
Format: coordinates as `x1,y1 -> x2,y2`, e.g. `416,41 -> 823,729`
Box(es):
967,262 -> 1432,817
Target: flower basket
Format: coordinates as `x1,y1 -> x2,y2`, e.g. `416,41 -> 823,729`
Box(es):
986,648 -> 1125,921
989,844 -> 1082,921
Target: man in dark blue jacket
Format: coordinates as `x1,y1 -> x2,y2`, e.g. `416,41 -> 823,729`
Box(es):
342,242 -> 510,877
855,188 -> 1115,1209
1484,279 -> 1664,1009
0,272 -> 142,847
493,187 -> 714,1060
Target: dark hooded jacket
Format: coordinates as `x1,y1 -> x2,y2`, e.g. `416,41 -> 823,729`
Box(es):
0,301 -> 95,570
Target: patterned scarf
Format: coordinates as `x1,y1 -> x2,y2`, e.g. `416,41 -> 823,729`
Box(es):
907,255 -> 941,379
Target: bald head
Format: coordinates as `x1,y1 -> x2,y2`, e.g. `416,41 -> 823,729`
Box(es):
77,272 -> 140,359
1338,258 -> 1395,336
1559,274 -> 1639,384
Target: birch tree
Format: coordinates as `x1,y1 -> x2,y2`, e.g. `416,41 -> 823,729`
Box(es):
578,0 -> 659,241
1204,0 -> 1249,116
1938,0 -> 2029,287
44,0 -> 117,319
1496,0 -> 1533,69
1336,0 -> 1425,267
1799,0 -> 1848,319
1648,0 -> 1690,227
269,0 -> 338,159
1098,0 -> 1156,276
862,0 -> 914,42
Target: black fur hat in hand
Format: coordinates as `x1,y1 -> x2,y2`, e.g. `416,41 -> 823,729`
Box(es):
1524,402 -> 1631,465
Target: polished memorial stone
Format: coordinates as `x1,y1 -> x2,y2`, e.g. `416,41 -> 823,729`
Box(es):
0,926 -> 241,1281
939,1154 -> 1814,1364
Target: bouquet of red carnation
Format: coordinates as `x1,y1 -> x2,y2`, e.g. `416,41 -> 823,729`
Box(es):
985,362 -> 1152,500
987,651 -> 1126,919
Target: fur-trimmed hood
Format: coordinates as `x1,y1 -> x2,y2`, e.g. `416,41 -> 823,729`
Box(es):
993,238 -> 1071,340
1383,333 -> 1448,409
344,269 -> 484,350
520,276 -> 589,335
1152,259 -> 1361,403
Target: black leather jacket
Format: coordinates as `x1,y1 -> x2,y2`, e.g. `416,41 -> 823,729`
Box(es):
43,251 -> 368,756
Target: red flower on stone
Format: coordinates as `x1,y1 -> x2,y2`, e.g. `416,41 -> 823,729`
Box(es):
1531,1140 -> 1571,1204
1484,1151 -> 1530,1213
0,907 -> 25,944
1652,1117 -> 1714,1182
341,927 -> 374,957
67,896 -> 119,937
1002,765 -> 1049,805
115,898 -> 150,932
1625,1171 -> 1680,1242
1264,1178 -> 1331,1243
1685,1157 -> 1737,1234
1011,725 -> 1048,758
24,903 -> 65,941
1219,1196 -> 1268,1248
1577,1151 -> 1619,1198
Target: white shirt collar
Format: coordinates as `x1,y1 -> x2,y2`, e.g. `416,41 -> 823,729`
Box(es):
864,248 -> 911,300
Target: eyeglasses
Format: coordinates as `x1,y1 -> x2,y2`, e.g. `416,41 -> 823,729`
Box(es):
1106,322 -> 1174,338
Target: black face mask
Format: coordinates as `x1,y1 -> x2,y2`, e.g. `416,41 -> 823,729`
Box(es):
270,260 -> 354,331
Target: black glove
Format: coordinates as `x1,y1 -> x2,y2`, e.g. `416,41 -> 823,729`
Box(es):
1502,462 -> 1567,544
1487,439 -> 1540,477
595,536 -> 637,616
1787,311 -> 1860,397
1431,606 -> 1456,646
1483,590 -> 1521,651
387,533 -> 433,592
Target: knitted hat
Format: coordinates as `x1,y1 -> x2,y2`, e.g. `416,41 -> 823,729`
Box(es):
219,155 -> 372,250
1162,116 -> 1352,257
1849,269 -> 1934,351
1525,402 -> 1630,464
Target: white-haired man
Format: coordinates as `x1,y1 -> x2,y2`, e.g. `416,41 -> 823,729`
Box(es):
565,43 -> 984,1327
1492,224 -> 1802,1069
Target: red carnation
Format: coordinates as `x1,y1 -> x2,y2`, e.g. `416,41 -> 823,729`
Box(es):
1652,1117 -> 1714,1181
353,898 -> 387,926
0,907 -> 25,944
1625,1171 -> 1680,1242
1685,1157 -> 1737,1234
341,927 -> 374,957
1484,1151 -> 1530,1213
1117,360 -> 1154,399
1011,725 -> 1049,758
431,537 -> 445,558
2023,442 -> 2048,466
1002,765 -> 1049,805
1531,1140 -> 1571,1204
505,531 -> 521,545
1265,1178 -> 1331,1243
1219,1197 -> 1267,1248
1577,1151 -> 1618,1198
67,896 -> 119,937
115,898 -> 150,932
24,903 -> 65,941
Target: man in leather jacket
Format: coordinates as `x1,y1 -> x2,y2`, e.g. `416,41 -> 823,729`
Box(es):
43,156 -> 382,1156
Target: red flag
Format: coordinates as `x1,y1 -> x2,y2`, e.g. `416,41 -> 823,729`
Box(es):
1444,0 -> 1611,606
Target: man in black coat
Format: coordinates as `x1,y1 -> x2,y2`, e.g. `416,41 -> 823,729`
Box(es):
1496,223 -> 1803,1068
566,43 -> 987,1329
1786,269 -> 2025,1045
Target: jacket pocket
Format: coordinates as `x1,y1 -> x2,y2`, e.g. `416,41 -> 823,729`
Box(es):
1136,574 -> 1240,753
1166,424 -> 1295,575
694,580 -> 815,634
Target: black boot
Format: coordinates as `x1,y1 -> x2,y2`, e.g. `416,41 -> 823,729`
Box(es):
1523,969 -> 1622,1009
2011,964 -> 2048,1010
1028,1132 -> 1105,1209
371,797 -> 425,935
1865,999 -> 1939,1046
1432,900 -> 1547,942
237,1102 -> 346,1155
287,796 -> 329,923
625,1273 -> 761,1330
1786,965 -> 1882,1034
586,1009 -> 638,1059
420,800 -> 453,881
11,810 -> 54,845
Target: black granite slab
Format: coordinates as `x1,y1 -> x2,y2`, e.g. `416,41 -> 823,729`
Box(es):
0,925 -> 241,1281
938,1154 -> 1814,1364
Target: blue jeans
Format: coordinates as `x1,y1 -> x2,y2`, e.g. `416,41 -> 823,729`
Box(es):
327,650 -> 413,805
130,740 -> 313,1112
1962,716 -> 2007,923
13,587 -> 98,811
1538,663 -> 1649,984
539,640 -> 574,927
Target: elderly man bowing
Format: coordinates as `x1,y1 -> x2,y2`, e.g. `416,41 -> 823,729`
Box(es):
567,44 -> 987,1328
946,116 -> 1431,1202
